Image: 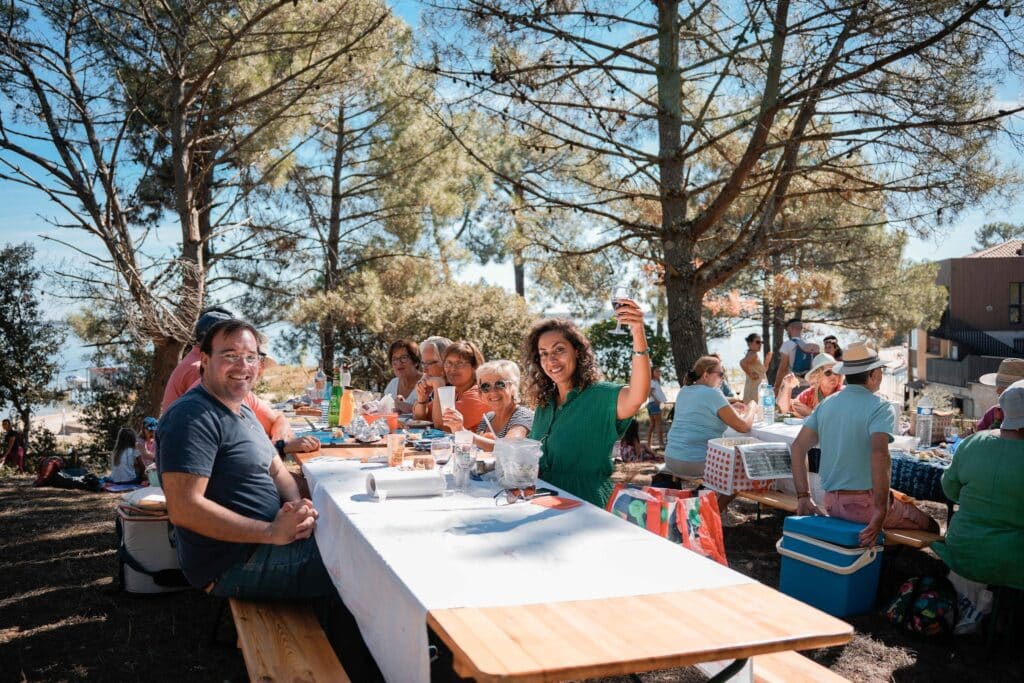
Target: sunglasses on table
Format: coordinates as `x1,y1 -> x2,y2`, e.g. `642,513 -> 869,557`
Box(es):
493,486 -> 557,506
479,380 -> 509,393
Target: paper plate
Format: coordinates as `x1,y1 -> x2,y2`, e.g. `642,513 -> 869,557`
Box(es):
783,417 -> 804,426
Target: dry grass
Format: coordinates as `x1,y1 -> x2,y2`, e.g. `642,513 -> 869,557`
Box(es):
1,469 -> 1021,682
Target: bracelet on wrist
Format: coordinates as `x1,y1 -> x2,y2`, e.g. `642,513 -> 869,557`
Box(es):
796,492 -> 810,499
633,349 -> 649,356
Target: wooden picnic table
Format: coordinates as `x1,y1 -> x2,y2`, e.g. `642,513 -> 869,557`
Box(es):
428,582 -> 851,683
299,450 -> 853,682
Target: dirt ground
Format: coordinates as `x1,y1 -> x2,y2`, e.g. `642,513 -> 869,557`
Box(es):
0,466 -> 1020,683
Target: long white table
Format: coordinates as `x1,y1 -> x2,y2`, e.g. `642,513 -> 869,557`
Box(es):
299,452 -> 851,682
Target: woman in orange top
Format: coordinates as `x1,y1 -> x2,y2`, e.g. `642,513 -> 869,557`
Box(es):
778,353 -> 843,417
430,340 -> 489,432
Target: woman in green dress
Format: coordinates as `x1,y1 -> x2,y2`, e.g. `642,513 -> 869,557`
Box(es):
522,301 -> 651,507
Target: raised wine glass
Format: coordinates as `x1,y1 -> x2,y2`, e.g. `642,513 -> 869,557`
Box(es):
610,286 -> 634,336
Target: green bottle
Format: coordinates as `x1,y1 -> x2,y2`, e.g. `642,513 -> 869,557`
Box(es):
328,366 -> 343,428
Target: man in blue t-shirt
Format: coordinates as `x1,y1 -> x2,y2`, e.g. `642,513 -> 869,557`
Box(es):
790,342 -> 937,547
159,318 -> 334,599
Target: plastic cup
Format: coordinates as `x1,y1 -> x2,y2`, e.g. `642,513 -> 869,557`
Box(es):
437,386 -> 456,413
386,434 -> 405,468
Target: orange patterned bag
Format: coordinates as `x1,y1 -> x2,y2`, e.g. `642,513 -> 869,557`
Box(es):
606,483 -> 728,566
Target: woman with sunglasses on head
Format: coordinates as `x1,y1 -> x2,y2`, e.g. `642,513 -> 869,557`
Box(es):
739,332 -> 769,403
384,339 -> 423,413
777,353 -> 843,418
443,360 -> 533,451
412,336 -> 452,421
665,356 -> 756,510
521,300 -> 650,508
425,340 -> 489,432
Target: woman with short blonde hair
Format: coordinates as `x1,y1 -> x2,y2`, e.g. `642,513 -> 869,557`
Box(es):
445,359 -> 533,451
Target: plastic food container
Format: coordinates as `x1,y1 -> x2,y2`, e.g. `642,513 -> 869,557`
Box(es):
365,413 -> 399,432
493,438 -> 543,489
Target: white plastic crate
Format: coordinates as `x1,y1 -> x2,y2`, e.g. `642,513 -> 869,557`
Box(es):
703,437 -> 774,495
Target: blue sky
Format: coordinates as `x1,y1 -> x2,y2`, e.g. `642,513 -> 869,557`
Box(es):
2,0 -> 1019,378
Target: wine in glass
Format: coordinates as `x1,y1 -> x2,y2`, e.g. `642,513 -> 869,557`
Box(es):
610,286 -> 634,336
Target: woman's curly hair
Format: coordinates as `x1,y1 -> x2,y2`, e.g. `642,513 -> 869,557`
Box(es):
521,318 -> 602,408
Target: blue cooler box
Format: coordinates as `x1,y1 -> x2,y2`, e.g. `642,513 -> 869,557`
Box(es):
777,516 -> 883,617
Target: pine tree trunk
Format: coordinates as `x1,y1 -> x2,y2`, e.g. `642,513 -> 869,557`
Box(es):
149,338 -> 185,416
320,98 -> 345,380
664,266 -> 708,379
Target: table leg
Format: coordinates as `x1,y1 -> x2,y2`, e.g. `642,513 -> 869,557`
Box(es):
697,657 -> 752,683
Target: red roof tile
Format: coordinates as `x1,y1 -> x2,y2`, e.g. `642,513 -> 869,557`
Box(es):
967,239 -> 1024,258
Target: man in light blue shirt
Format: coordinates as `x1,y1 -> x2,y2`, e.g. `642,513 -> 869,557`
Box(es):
790,342 -> 937,546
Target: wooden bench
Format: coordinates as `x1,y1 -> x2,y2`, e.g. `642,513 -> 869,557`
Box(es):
229,598 -> 349,683
735,490 -> 944,549
753,650 -> 849,682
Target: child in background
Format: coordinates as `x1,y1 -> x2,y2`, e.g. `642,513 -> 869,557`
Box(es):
136,417 -> 158,467
613,420 -> 658,463
109,427 -> 144,484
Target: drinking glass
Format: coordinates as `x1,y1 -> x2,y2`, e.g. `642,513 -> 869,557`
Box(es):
386,434 -> 406,468
452,443 -> 476,492
431,438 -> 453,466
943,424 -> 960,452
610,286 -> 634,335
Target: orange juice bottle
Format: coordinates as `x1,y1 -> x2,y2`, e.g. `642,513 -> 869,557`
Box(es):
339,367 -> 355,427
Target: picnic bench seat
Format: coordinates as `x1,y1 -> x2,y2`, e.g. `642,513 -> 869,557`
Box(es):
735,490 -> 944,549
229,598 -> 349,683
753,650 -> 849,682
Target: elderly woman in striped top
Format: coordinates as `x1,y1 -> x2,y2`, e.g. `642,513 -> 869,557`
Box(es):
442,360 -> 533,452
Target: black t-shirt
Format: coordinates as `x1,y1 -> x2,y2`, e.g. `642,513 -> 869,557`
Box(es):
158,384 -> 281,587
2,429 -> 22,455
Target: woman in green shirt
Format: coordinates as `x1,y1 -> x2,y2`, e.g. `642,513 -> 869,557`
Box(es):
933,385 -> 1024,590
522,302 -> 651,507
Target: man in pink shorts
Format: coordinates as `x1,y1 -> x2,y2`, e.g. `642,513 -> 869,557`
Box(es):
790,341 -> 938,546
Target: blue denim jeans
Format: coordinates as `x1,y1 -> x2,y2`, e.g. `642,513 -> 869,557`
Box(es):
211,537 -> 335,600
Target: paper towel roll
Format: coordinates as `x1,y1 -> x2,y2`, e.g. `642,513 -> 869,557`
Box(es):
366,469 -> 446,498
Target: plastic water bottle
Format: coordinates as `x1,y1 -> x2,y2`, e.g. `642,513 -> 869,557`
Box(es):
916,395 -> 933,448
314,366 -> 326,399
320,378 -> 332,424
759,381 -> 775,424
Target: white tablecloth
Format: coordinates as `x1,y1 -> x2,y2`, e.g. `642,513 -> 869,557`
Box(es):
303,457 -> 754,683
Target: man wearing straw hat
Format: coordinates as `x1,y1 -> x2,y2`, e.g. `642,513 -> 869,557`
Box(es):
975,358 -> 1024,431
790,342 -> 938,547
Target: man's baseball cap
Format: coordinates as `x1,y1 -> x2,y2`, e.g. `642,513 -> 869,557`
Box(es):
194,307 -> 234,342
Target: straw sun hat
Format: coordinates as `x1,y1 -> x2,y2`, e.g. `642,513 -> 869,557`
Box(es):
833,342 -> 886,375
979,358 -> 1024,389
